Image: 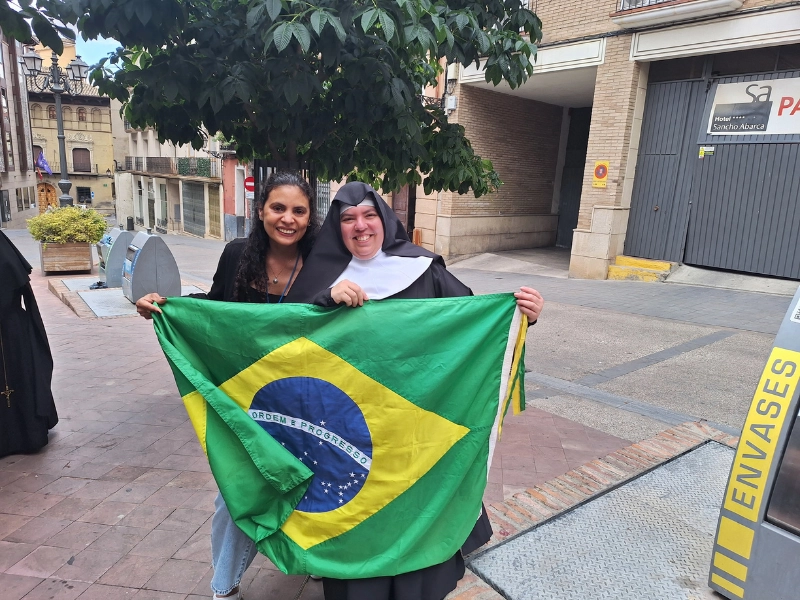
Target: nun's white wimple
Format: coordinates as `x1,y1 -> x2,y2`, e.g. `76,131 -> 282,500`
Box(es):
340,198 -> 375,214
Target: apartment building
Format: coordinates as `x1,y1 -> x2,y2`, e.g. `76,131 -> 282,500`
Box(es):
116,125 -> 228,239
28,41 -> 116,214
413,0 -> 800,281
0,32 -> 38,226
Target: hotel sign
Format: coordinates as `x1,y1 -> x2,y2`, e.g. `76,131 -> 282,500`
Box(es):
708,77 -> 800,135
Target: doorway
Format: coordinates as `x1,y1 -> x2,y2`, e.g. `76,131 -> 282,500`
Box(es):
556,107 -> 592,248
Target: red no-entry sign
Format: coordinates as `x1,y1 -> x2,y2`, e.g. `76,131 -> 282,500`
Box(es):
244,176 -> 255,192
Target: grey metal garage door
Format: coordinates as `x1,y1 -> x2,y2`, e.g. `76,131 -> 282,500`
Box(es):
182,182 -> 205,237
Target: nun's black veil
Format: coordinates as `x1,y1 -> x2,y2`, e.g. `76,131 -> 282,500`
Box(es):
286,181 -> 445,302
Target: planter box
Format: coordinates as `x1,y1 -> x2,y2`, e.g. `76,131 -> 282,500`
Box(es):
39,242 -> 93,275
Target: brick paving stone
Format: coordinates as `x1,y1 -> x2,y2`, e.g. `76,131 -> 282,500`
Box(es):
40,498 -> 102,522
143,559 -> 210,594
143,488 -> 198,509
105,484 -> 162,504
45,522 -> 109,551
156,509 -> 212,532
3,516 -> 71,545
69,480 -> 127,501
0,540 -> 36,571
117,505 -> 174,530
6,545 -> 75,578
87,526 -> 151,555
172,531 -> 210,563
98,555 -> 169,589
34,477 -> 89,496
0,572 -> 43,599
21,577 -> 90,600
4,473 -> 60,493
2,492 -> 67,517
51,548 -> 125,583
129,529 -> 194,559
131,590 -> 188,600
77,501 -> 138,526
0,514 -> 33,539
74,583 -> 139,599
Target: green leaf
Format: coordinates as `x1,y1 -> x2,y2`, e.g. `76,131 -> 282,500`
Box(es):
454,13 -> 468,30
328,15 -> 346,42
361,8 -> 378,33
476,30 -> 490,53
266,0 -> 282,21
378,10 -> 395,41
163,80 -> 179,102
291,22 -> 311,53
310,10 -> 327,35
31,16 -> 62,53
284,78 -> 299,105
246,3 -> 266,29
135,1 -> 153,26
273,22 -> 292,52
445,27 -> 454,49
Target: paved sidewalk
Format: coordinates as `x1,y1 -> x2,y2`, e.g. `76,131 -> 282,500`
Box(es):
0,269 -> 628,600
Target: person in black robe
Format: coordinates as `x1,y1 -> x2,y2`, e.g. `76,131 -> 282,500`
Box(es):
0,230 -> 58,458
288,182 -> 544,600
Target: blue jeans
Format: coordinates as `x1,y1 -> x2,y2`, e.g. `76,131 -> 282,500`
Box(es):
211,493 -> 258,596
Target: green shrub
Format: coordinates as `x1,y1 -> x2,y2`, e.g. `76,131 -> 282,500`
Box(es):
27,206 -> 108,245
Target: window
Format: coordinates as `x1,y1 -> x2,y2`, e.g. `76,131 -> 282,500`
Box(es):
32,145 -> 42,160
77,108 -> 86,122
48,105 -> 56,119
31,104 -> 42,120
62,107 -> 72,122
72,148 -> 91,172
5,132 -> 14,170
76,187 -> 92,204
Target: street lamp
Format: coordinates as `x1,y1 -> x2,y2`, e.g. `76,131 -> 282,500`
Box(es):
21,50 -> 89,206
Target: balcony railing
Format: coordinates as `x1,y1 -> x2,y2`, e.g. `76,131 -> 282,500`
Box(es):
49,162 -> 100,174
618,0 -> 671,9
123,156 -> 221,179
612,0 -> 743,27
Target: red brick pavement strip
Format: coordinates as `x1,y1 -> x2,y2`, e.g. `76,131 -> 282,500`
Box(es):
444,422 -> 739,599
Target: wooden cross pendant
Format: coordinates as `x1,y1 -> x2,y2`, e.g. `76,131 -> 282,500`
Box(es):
1,385 -> 12,407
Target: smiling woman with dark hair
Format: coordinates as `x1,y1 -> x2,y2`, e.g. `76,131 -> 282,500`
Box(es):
135,171 -> 320,600
288,181 -> 544,600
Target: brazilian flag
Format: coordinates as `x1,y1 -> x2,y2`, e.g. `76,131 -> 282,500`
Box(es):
153,294 -> 527,578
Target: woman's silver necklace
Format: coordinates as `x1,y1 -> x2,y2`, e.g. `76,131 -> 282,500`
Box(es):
268,256 -> 295,284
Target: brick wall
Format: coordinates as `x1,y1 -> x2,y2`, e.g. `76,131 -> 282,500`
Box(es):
532,0 -> 617,44
441,85 -> 563,217
577,34 -> 640,230
532,0 -> 784,45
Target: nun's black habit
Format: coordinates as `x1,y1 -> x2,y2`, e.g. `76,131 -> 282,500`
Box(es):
0,231 -> 58,457
288,182 -> 493,600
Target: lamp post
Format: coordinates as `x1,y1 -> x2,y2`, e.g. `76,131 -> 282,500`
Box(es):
21,50 -> 89,206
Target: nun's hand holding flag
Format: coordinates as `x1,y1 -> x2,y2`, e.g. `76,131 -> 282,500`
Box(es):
153,294 -> 528,579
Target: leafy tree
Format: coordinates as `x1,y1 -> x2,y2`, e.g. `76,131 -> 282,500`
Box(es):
0,0 -> 75,53
58,0 -> 541,196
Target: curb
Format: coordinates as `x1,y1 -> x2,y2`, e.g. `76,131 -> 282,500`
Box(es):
46,277 -> 208,318
445,421 -> 739,599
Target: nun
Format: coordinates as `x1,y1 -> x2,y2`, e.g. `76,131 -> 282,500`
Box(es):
0,230 -> 58,458
287,182 -> 543,600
